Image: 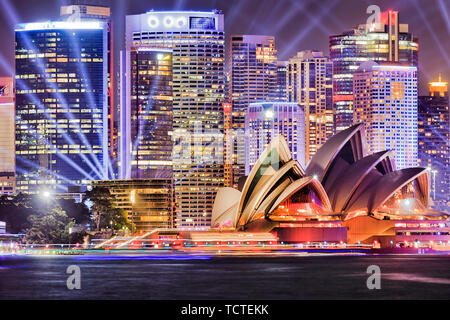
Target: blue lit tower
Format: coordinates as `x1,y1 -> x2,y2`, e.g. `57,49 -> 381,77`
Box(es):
418,76 -> 449,212
15,21 -> 109,193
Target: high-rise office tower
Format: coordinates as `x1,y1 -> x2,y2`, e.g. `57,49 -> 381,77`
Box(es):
287,50 -> 333,164
275,60 -> 287,101
245,102 -> 305,173
330,11 -> 418,132
418,75 -> 449,212
229,35 -> 277,187
124,11 -> 225,228
0,78 -> 15,195
15,21 -> 109,193
353,61 -> 418,170
120,48 -> 173,179
60,2 -> 116,163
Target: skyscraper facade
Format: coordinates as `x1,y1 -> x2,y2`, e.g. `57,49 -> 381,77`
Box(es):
330,11 -> 418,132
287,50 -> 333,164
245,102 -> 305,173
60,3 -> 116,162
275,60 -> 287,101
229,35 -> 277,187
0,78 -> 16,195
124,11 -> 225,228
15,21 -> 109,193
353,61 -> 418,169
120,48 -> 173,180
418,76 -> 449,212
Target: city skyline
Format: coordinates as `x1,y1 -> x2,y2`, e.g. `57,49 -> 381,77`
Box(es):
0,0 -> 447,95
0,0 -> 449,304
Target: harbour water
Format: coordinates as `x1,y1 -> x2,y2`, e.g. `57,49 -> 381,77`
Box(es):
1,253 -> 449,299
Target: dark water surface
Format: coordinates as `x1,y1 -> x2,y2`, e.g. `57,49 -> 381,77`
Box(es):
1,253 -> 449,299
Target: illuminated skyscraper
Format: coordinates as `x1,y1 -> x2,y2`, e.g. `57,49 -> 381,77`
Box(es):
0,78 -> 15,195
418,76 -> 449,212
120,48 -> 173,179
275,60 -> 287,101
124,11 -> 225,227
229,35 -> 277,187
353,61 -> 418,169
287,50 -> 333,164
60,2 -> 117,163
245,102 -> 305,173
330,11 -> 418,132
15,21 -> 109,193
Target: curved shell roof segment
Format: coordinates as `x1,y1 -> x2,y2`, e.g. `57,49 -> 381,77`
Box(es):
305,123 -> 366,188
238,135 -> 299,214
344,167 -> 430,214
211,187 -> 241,228
326,150 -> 396,212
239,159 -> 303,227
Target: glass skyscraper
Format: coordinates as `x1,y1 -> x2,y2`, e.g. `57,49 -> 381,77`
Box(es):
229,35 -> 278,187
124,11 -> 225,228
15,21 -> 109,193
353,62 -> 418,170
60,3 -> 116,163
275,60 -> 287,101
287,50 -> 333,164
330,11 -> 418,132
120,48 -> 173,179
418,76 -> 449,212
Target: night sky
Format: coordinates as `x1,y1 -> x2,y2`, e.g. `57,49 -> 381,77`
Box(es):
0,0 -> 448,95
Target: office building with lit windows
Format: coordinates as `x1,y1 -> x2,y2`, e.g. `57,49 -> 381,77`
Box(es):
353,61 -> 418,169
418,76 -> 449,212
245,102 -> 305,173
60,3 -> 117,163
330,11 -> 418,132
229,35 -> 278,187
15,21 -> 109,193
0,78 -> 16,195
275,60 -> 287,101
119,48 -> 173,180
93,179 -> 174,233
287,51 -> 333,164
124,11 -> 225,228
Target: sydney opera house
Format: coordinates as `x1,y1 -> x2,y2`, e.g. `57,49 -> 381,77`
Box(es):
211,123 -> 449,247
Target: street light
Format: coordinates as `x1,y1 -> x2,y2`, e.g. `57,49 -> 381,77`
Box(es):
40,190 -> 52,211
